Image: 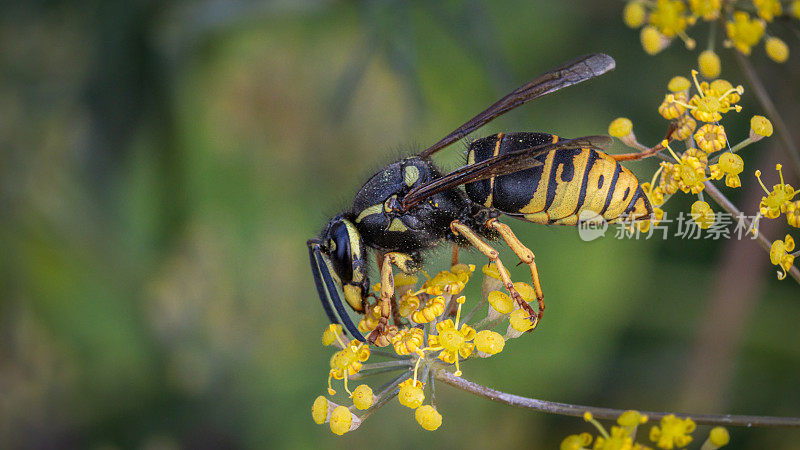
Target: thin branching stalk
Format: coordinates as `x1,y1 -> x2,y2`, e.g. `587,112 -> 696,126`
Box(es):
350,366 -> 410,380
703,180 -> 800,284
734,51 -> 800,176
359,371 -> 411,422
361,360 -> 413,371
435,371 -> 800,428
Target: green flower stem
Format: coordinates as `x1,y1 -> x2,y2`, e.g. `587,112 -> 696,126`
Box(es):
360,360 -> 413,371
350,366 -> 409,380
358,371 -> 411,422
702,180 -> 800,284
734,51 -> 800,176
461,296 -> 488,325
435,370 -> 800,428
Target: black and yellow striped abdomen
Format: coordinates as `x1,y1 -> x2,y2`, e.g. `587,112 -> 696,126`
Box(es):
465,132 -> 651,225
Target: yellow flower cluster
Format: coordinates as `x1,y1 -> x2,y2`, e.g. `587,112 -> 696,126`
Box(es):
622,0 -> 795,75
611,70 -> 774,232
562,411 -> 730,450
312,260 -> 534,434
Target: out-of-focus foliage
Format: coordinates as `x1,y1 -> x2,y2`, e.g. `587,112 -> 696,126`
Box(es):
1,1 -> 798,449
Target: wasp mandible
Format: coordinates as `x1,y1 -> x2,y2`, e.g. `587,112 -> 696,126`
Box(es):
308,54 -> 654,346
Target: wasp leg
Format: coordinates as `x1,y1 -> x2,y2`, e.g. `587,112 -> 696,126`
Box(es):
486,218 -> 544,328
449,221 -> 538,323
367,252 -> 413,346
451,245 -> 460,266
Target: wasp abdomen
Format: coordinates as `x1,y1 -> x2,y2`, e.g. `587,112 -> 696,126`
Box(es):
465,132 -> 651,226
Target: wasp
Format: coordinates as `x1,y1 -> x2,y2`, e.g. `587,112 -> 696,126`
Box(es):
308,54 -> 655,346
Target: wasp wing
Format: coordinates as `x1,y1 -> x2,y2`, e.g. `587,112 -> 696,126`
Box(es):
419,53 -> 615,158
402,135 -> 611,210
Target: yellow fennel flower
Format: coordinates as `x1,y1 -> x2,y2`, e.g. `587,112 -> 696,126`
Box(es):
689,0 -> 721,21
561,433 -> 593,450
411,295 -> 446,324
765,37 -> 789,63
641,26 -> 669,55
770,235 -> 796,280
623,1 -> 647,28
428,297 -> 475,376
488,290 -> 515,315
649,414 -> 696,449
649,0 -> 688,38
358,303 -> 381,333
725,12 -> 765,55
691,200 -> 715,229
756,165 -> 798,219
398,379 -> 425,408
328,341 -> 370,395
753,0 -> 782,22
398,292 -> 421,318
415,405 -> 443,431
330,405 -> 354,435
667,76 -> 691,92
475,330 -> 506,356
351,384 -> 373,410
706,427 -> 730,448
673,114 -> 697,141
594,426 -> 635,450
392,327 -> 425,355
659,92 -> 688,120
694,123 -> 726,153
787,201 -> 800,228
750,115 -> 773,138
312,396 -> 329,424
322,324 -> 345,347
698,49 -> 721,78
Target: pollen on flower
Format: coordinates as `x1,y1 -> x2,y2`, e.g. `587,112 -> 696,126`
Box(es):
392,327 -> 425,355
351,384 -> 373,410
649,414 -> 696,449
328,341 -> 370,395
329,405 -> 353,435
428,318 -> 476,374
398,379 -> 425,408
482,262 -> 502,280
475,330 -> 506,356
415,405 -> 443,431
715,152 -> 744,188
765,37 -> 789,63
487,291 -> 514,318
312,396 -> 329,424
769,234 -> 796,280
698,50 -> 721,78
507,308 -> 535,337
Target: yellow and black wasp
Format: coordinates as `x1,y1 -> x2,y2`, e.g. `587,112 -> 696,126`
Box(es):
308,54 -> 654,345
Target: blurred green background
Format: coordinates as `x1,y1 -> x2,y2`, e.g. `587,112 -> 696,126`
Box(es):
2,1 -> 799,448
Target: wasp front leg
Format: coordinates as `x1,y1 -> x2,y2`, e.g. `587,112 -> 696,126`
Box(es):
449,221 -> 538,327
367,252 -> 415,347
486,218 -> 544,327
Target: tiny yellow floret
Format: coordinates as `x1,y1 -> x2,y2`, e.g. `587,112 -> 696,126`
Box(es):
708,426 -> 730,447
698,50 -> 721,78
312,396 -> 329,424
560,433 -> 593,450
623,1 -> 647,28
398,379 -> 425,409
725,12 -> 765,55
618,410 -> 648,427
750,115 -> 773,137
770,235 -> 796,280
765,37 -> 789,63
509,308 -> 534,332
415,405 -> 443,431
691,200 -> 715,229
482,262 -> 502,280
668,76 -> 691,92
641,26 -> 667,55
329,406 -> 352,435
322,324 -> 344,346
475,330 -> 506,355
649,414 -> 696,449
753,0 -> 782,22
351,384 -> 373,410
609,117 -> 633,138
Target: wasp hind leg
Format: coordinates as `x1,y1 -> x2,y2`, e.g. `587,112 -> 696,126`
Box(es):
367,252 -> 415,347
486,218 -> 545,329
449,220 -> 538,328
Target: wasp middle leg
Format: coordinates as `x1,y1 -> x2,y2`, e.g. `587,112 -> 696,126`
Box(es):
367,252 -> 414,347
486,218 -> 544,328
449,220 -> 538,324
